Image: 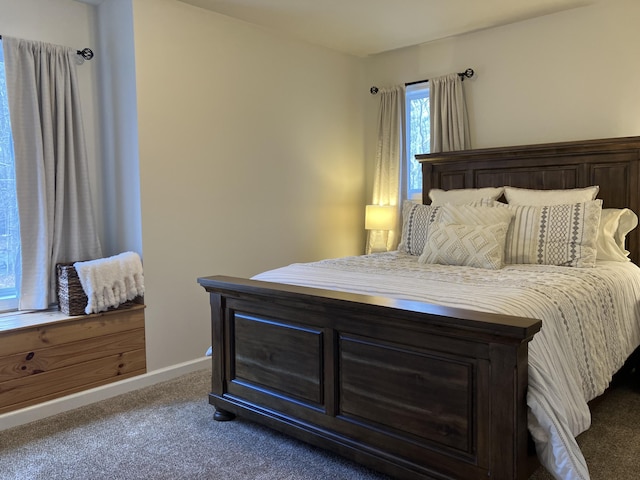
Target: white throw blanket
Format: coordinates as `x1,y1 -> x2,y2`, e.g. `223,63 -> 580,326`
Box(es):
74,251 -> 145,314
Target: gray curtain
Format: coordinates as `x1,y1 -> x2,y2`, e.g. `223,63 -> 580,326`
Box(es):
2,37 -> 102,310
367,85 -> 404,254
430,73 -> 471,152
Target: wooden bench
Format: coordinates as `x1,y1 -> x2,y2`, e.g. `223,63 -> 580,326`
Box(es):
0,303 -> 146,414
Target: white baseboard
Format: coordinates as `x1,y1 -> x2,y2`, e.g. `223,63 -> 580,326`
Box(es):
0,356 -> 210,431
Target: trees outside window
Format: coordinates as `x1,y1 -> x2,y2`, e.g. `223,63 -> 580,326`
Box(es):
0,44 -> 20,312
405,83 -> 429,202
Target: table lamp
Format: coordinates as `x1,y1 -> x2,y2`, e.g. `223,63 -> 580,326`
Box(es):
365,205 -> 396,253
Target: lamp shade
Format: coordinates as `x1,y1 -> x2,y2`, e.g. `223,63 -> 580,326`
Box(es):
365,205 -> 396,230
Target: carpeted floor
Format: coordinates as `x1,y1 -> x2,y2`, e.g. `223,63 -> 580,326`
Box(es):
528,369 -> 640,480
1,368 -> 639,479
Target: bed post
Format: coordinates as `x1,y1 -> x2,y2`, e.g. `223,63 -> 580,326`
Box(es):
207,290 -> 236,422
489,342 -> 533,479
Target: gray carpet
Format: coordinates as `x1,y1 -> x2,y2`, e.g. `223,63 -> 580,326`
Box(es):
0,368 -> 638,479
528,370 -> 640,480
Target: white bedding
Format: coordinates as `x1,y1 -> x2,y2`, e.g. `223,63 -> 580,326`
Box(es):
253,252 -> 640,480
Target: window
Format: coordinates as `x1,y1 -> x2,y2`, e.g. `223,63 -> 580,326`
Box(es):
405,82 -> 429,201
0,42 -> 20,312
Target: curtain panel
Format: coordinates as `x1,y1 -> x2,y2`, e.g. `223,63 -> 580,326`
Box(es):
3,37 -> 102,310
367,85 -> 404,254
430,73 -> 471,153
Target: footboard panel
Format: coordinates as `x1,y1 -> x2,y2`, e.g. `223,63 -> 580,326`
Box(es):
199,276 -> 541,480
232,312 -> 324,405
338,334 -> 483,454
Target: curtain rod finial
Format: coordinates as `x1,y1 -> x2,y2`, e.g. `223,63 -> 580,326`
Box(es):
370,86 -> 379,95
78,48 -> 94,60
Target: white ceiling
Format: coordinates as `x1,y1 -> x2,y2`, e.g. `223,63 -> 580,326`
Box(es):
177,0 -> 597,57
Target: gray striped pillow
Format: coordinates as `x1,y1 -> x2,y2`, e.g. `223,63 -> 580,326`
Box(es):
397,201 -> 443,255
500,200 -> 603,267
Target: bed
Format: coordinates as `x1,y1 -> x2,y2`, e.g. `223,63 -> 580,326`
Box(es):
198,136 -> 640,480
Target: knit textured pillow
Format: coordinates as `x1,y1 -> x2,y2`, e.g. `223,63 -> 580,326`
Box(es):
418,222 -> 510,269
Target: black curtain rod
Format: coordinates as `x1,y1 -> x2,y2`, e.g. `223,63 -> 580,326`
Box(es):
370,68 -> 474,95
0,35 -> 94,60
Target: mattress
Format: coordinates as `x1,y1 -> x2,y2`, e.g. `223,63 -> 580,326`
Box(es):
253,252 -> 640,480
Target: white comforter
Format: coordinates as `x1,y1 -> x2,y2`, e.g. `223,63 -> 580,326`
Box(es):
253,252 -> 640,480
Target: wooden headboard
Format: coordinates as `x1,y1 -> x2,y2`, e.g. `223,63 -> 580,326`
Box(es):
417,136 -> 640,264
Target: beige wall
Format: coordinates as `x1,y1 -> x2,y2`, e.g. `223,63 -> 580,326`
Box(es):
363,0 -> 640,199
131,0 -> 366,369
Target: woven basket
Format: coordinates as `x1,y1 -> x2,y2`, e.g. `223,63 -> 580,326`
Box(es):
57,263 -> 88,316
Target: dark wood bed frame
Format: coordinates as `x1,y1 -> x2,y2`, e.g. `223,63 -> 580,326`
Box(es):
198,136 -> 640,480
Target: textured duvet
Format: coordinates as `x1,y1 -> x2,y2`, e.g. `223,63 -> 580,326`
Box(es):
253,252 -> 640,480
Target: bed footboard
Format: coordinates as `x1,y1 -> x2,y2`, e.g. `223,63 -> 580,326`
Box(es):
198,275 -> 541,480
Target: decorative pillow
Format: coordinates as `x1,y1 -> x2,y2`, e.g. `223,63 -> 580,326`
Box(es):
429,187 -> 504,206
418,222 -> 510,269
397,201 -> 443,255
504,186 -> 599,206
596,208 -> 638,262
440,204 -> 515,226
499,200 -> 603,267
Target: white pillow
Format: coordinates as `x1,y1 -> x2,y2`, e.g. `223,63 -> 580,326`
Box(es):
429,187 -> 504,206
597,208 -> 638,262
504,186 -> 599,206
419,222 -> 510,269
440,204 -> 515,226
498,200 -> 603,267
